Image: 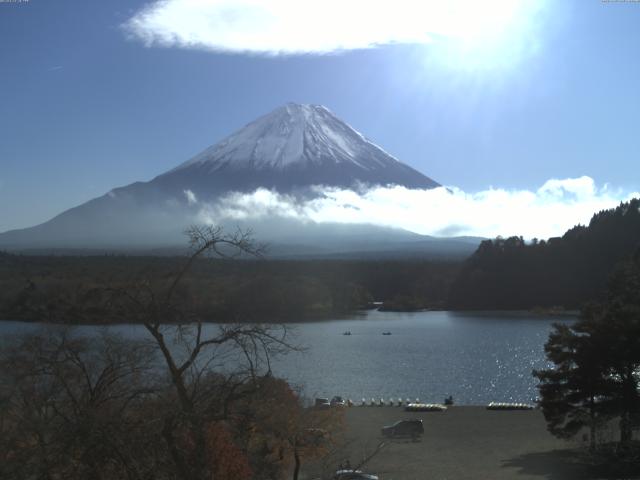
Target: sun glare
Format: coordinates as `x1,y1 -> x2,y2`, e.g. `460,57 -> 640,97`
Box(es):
410,0 -> 546,71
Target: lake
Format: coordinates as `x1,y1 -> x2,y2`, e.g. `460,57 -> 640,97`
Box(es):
0,310 -> 573,405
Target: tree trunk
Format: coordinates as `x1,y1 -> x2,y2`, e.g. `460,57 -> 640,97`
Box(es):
145,324 -> 193,413
162,415 -> 192,480
589,395 -> 596,451
619,367 -> 637,449
620,413 -> 632,448
589,423 -> 596,451
293,448 -> 301,480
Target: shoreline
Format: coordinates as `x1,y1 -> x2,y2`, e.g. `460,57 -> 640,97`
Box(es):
0,308 -> 579,326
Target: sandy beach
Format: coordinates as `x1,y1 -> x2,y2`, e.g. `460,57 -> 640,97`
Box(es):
302,406 -> 592,480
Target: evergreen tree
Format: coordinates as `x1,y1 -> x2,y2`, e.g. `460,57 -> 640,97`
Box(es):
597,254 -> 640,448
535,251 -> 640,449
533,317 -> 611,450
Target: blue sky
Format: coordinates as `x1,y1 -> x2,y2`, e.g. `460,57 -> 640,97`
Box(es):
1,0 -> 639,233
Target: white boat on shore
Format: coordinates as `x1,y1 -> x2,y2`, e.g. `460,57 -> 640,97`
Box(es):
404,403 -> 447,412
486,402 -> 534,410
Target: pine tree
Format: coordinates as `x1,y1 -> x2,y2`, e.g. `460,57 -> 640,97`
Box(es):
534,317 -> 611,450
535,251 -> 640,449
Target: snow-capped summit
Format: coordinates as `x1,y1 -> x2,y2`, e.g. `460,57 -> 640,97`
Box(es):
157,103 -> 439,192
0,103 -> 440,249
171,103 -> 420,173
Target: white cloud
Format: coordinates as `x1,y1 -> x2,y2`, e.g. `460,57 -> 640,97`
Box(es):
195,177 -> 639,239
184,189 -> 198,205
123,0 -> 546,57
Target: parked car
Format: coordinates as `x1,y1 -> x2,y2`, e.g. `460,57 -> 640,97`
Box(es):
315,397 -> 330,409
381,419 -> 424,438
330,395 -> 346,407
334,469 -> 379,480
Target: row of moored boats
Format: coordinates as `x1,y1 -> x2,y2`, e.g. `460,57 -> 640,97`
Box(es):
351,399 -> 535,410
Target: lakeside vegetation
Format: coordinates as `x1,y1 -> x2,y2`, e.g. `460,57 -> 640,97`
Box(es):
0,252 -> 459,324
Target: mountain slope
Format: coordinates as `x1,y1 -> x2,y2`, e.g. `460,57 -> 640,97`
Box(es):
0,103 -> 441,251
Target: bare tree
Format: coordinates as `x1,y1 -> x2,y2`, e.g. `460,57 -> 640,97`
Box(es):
1,226 -> 301,480
0,329 -> 160,480
102,225 -> 297,480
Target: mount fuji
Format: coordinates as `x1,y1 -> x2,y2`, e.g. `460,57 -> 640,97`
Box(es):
0,104 -> 478,256
155,102 -> 438,194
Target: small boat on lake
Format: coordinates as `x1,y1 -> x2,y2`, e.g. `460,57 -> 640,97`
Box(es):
343,331 -> 352,336
382,332 -> 392,336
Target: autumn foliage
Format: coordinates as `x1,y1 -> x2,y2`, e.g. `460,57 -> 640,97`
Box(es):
206,423 -> 253,480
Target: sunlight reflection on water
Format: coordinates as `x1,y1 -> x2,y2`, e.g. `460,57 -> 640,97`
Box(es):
0,310 -> 574,405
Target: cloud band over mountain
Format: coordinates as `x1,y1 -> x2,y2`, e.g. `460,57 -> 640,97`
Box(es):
195,176 -> 639,239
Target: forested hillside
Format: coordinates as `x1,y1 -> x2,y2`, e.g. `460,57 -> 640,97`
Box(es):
4,199 -> 638,320
0,254 -> 459,323
448,198 -> 640,310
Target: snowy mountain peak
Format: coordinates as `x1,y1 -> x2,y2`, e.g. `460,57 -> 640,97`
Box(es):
0,103 -> 441,249
172,103 -> 406,172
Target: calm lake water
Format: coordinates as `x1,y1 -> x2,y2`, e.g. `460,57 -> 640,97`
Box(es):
0,310 -> 573,405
